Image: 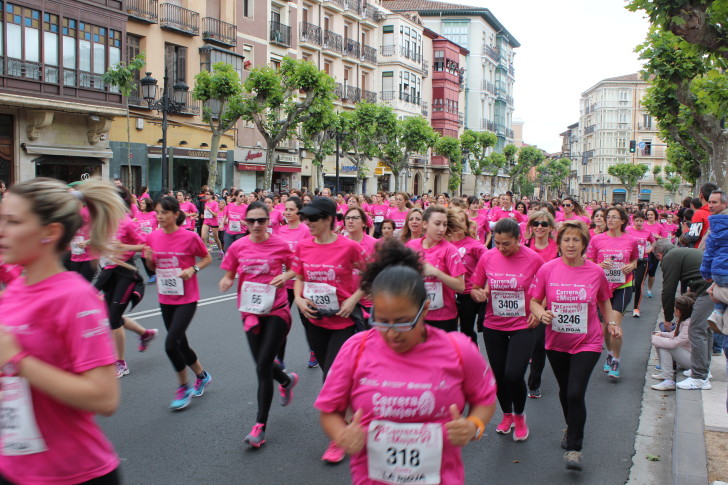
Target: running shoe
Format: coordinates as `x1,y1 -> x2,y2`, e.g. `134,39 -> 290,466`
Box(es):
646,290 -> 653,298
495,413 -> 515,434
608,361 -> 621,380
676,377 -> 711,390
170,385 -> 194,411
603,354 -> 613,373
321,441 -> 346,463
138,328 -> 159,352
218,250 -> 224,260
528,388 -> 541,399
632,309 -> 640,318
683,369 -> 712,379
115,361 -> 129,378
308,351 -> 319,368
147,275 -> 157,285
512,414 -> 529,441
193,371 -> 212,397
651,379 -> 676,391
274,358 -> 286,371
651,373 -> 668,380
244,423 -> 266,448
279,372 -> 299,406
564,451 -> 583,471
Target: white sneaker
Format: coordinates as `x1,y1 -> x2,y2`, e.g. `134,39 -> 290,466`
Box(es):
651,373 -> 668,381
676,377 -> 712,390
683,369 -> 713,379
651,379 -> 676,391
646,290 -> 653,298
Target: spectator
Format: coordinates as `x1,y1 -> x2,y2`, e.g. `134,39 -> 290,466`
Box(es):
686,182 -> 717,248
699,190 -> 728,354
653,239 -> 713,390
650,292 -> 696,391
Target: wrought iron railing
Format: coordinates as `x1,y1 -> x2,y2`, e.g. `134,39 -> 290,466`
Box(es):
270,21 -> 291,47
380,44 -> 396,56
345,38 -> 360,58
361,45 -> 377,64
483,45 -> 500,62
300,21 -> 322,45
160,3 -> 200,35
323,30 -> 343,53
345,85 -> 361,103
202,17 -> 236,46
480,118 -> 496,132
362,89 -> 377,103
127,0 -> 158,22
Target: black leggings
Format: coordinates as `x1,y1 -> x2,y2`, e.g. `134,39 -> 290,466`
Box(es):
546,350 -> 600,451
140,257 -> 155,278
246,316 -> 291,424
306,323 -> 355,380
67,260 -> 97,282
0,468 -> 121,485
482,327 -> 535,415
160,302 -> 199,373
101,271 -> 136,330
456,293 -> 480,345
647,252 -> 659,277
633,260 -> 648,311
528,324 -> 546,391
426,318 -> 458,333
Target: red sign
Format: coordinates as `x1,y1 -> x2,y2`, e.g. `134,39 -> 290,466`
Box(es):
236,164 -> 301,173
245,151 -> 264,161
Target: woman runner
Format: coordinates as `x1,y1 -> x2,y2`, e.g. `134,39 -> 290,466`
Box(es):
201,189 -> 224,259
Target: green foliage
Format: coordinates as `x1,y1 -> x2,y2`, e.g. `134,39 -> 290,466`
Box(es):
380,115 -> 439,192
102,53 -> 146,97
300,109 -> 337,190
607,163 -> 649,200
460,130 -> 499,195
537,158 -> 571,198
655,163 -> 684,199
435,137 -> 462,194
510,146 -> 544,195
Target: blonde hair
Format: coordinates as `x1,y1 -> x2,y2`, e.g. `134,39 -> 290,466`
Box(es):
9,177 -> 127,265
525,210 -> 556,241
556,220 -> 590,254
447,207 -> 475,239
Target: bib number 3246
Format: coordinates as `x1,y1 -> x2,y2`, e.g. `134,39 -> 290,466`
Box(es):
367,420 -> 442,485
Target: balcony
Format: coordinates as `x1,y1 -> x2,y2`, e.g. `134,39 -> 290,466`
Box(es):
334,82 -> 344,100
380,90 -> 395,101
178,91 -> 201,115
362,89 -> 377,103
423,60 -> 429,77
127,80 -> 147,108
127,0 -> 158,23
344,38 -> 360,58
323,0 -> 345,10
482,80 -> 495,95
399,91 -> 420,105
582,174 -> 592,183
480,118 -> 496,132
509,65 -> 515,76
361,45 -> 377,64
362,3 -> 383,23
160,4 -> 199,35
380,44 -> 396,57
458,112 -> 464,127
505,95 -> 514,105
399,45 -> 422,63
202,17 -> 236,46
343,0 -> 362,16
300,21 -> 322,46
323,30 -> 343,53
345,85 -> 361,103
270,21 -> 292,47
483,45 -> 500,63
584,125 -> 596,135
421,101 -> 428,117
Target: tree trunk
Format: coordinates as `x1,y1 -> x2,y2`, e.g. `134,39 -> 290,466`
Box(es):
316,163 -> 325,193
207,130 -> 222,189
126,103 -> 132,185
263,142 -> 276,192
393,169 -> 401,192
355,176 -> 363,195
489,175 -> 497,197
711,135 -> 727,192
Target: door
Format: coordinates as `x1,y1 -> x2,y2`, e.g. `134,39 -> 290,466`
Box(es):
413,172 -> 421,196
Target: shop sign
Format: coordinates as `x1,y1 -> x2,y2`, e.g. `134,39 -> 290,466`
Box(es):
147,146 -> 227,160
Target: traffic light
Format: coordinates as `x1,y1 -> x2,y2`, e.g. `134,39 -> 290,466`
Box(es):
629,140 -> 636,153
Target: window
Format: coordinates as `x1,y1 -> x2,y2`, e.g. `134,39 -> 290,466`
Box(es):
43,12 -> 59,83
642,140 -> 652,156
165,43 -> 187,83
243,0 -> 251,17
642,114 -> 652,129
442,21 -> 468,48
5,3 -> 41,79
434,50 -> 444,71
200,46 -> 245,80
323,60 -> 331,75
270,57 -> 281,69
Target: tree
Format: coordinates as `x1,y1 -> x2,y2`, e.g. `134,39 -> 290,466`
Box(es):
655,163 -> 685,201
102,53 -> 146,181
608,163 -> 649,201
237,57 -> 336,191
193,62 -> 245,188
300,104 -> 337,191
460,130 -> 498,196
510,146 -> 544,196
628,0 -> 728,190
379,116 -> 439,192
537,158 -> 571,200
502,144 -> 518,195
434,136 -> 462,194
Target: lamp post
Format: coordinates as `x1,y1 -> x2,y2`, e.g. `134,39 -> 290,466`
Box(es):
329,129 -> 348,194
140,69 -> 189,193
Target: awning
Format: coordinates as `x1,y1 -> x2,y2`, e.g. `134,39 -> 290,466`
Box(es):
613,189 -> 626,193
236,163 -> 301,173
33,156 -> 103,166
25,144 -> 112,159
640,189 -> 652,194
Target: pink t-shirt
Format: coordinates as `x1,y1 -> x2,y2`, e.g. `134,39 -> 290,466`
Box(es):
0,272 -> 118,484
664,223 -> 678,243
585,232 -> 640,292
135,211 -> 158,238
145,228 -> 209,305
529,258 -> 612,354
643,221 -> 667,239
277,223 -> 312,290
449,236 -> 486,294
469,213 -> 490,242
0,261 -> 22,287
203,200 -> 220,226
386,207 -> 409,231
224,203 -> 248,235
563,213 -> 591,225
291,235 -> 368,330
491,206 -> 525,224
221,235 -> 293,331
526,237 -> 559,263
471,245 -> 543,331
406,238 -> 466,321
315,328 -> 496,485
104,214 -> 145,268
625,227 -> 656,259
70,206 -> 95,262
179,201 -> 198,231
266,209 -> 283,235
370,204 -> 389,223
347,233 -> 379,307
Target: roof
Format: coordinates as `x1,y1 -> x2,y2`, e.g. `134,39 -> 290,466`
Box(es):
383,0 -> 520,47
423,27 -> 470,55
582,73 -> 646,96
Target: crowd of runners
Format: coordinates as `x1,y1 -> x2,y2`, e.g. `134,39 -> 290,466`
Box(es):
0,176 -> 723,484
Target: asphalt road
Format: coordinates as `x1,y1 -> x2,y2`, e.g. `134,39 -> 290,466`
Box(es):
101,256 -> 664,485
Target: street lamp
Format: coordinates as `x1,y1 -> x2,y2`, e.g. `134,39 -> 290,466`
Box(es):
329,129 -> 348,193
140,70 -> 189,192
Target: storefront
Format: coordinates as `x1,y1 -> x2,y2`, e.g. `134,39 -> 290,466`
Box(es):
147,146 -> 232,195
639,188 -> 651,202
612,188 -> 627,203
235,148 -> 302,193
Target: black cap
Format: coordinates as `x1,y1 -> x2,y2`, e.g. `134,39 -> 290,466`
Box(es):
300,197 -> 337,219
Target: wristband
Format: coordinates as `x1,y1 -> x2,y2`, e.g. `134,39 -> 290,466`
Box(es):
607,321 -> 618,326
466,416 -> 485,441
1,351 -> 29,377
193,265 -> 200,273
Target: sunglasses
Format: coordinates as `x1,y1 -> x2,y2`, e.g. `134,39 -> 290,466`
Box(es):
530,221 -> 550,228
304,214 -> 324,222
369,300 -> 426,333
245,217 -> 269,225
563,204 -> 573,208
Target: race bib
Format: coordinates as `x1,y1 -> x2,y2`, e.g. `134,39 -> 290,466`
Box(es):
638,245 -> 645,259
303,282 -> 340,312
424,281 -> 444,310
156,268 -> 184,296
141,226 -> 153,234
551,302 -> 588,334
604,262 -> 626,284
374,215 -> 384,223
491,290 -> 526,317
367,420 -> 442,485
70,236 -> 85,255
204,209 -> 213,219
229,220 -> 241,232
99,255 -> 113,268
239,281 -> 276,315
0,377 -> 47,455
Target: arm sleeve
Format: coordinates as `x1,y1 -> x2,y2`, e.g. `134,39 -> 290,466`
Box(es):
192,233 -> 210,258
446,245 -> 467,278
585,238 -> 597,261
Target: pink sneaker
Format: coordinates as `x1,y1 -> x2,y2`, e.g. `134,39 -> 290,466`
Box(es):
495,413 -> 515,434
513,414 -> 529,441
138,329 -> 158,352
321,441 -> 346,463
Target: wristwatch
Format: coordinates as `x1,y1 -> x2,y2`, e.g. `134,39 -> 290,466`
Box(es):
1,351 -> 29,377
193,265 -> 200,273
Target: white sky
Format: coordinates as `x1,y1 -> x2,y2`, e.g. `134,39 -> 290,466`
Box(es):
465,0 -> 651,152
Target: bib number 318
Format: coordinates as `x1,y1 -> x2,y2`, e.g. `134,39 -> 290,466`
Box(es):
367,420 -> 442,485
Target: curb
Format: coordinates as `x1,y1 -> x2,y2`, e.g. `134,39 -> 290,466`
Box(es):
673,379 -> 709,485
